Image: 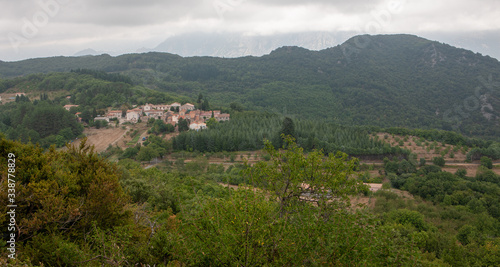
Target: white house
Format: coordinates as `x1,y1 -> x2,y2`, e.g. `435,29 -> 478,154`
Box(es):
189,122 -> 207,131
126,108 -> 142,122
170,114 -> 180,124
170,102 -> 181,110
107,110 -> 123,119
94,117 -> 110,122
63,104 -> 79,111
200,111 -> 212,119
180,103 -> 195,111
143,103 -> 154,111
155,104 -> 170,111
215,113 -> 230,122
145,110 -> 164,119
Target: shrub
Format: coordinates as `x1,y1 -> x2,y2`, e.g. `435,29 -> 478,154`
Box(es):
456,225 -> 480,246
455,168 -> 467,178
418,165 -> 442,175
480,156 -> 493,169
432,156 -> 445,167
385,209 -> 428,231
0,138 -> 130,249
374,189 -> 399,200
382,182 -> 392,190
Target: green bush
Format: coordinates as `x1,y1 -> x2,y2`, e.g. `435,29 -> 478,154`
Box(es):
455,168 -> 467,178
432,156 -> 445,167
24,234 -> 85,266
480,156 -> 493,169
385,209 -> 428,231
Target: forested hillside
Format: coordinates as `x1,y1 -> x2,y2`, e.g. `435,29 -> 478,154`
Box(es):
0,71 -> 187,147
2,134 -> 499,266
1,34 -> 500,138
172,112 -> 408,158
0,99 -> 83,148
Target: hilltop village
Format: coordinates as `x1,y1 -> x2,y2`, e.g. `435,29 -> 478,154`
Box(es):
64,102 -> 230,131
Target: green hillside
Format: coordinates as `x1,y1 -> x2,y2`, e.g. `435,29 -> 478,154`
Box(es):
1,34 -> 500,139
0,71 -> 187,147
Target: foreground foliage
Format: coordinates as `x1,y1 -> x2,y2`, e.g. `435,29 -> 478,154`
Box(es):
2,134 -> 499,266
379,154 -> 500,266
175,136 -> 420,266
1,135 -> 426,266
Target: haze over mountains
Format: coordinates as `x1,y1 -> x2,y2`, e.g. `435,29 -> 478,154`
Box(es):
2,34 -> 500,139
152,32 -> 343,58
71,31 -> 500,61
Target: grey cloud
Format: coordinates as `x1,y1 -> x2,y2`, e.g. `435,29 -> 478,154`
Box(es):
1,0 -> 500,61
250,0 -> 384,13
0,0 -> 214,27
62,0 -> 213,26
1,0 -> 384,28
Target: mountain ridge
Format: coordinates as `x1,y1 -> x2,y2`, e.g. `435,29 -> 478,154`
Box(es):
1,34 -> 499,139
152,31 -> 343,58
1,34 -> 498,75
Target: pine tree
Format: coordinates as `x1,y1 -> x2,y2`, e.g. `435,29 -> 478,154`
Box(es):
178,118 -> 189,132
201,99 -> 210,111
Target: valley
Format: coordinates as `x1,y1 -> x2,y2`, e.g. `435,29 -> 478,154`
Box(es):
2,34 -> 500,139
1,34 -> 500,266
81,119 -> 500,180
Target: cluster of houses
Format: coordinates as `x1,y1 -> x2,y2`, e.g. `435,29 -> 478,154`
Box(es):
65,102 -> 230,131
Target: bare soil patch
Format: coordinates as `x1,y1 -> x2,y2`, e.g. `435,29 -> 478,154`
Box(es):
74,126 -> 128,153
375,133 -> 467,162
373,132 -> 500,176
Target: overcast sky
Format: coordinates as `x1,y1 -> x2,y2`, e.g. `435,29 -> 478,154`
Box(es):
1,0 -> 499,61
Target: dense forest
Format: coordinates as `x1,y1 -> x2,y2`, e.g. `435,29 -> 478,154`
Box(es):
172,112 -> 409,158
170,113 -> 500,163
0,71 -> 190,147
0,71 -> 187,108
2,135 -> 499,266
0,98 -> 83,147
1,34 -> 500,139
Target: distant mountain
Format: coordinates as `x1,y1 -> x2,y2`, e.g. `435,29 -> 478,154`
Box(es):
74,48 -> 102,57
153,32 -> 349,57
150,31 -> 500,60
1,34 -> 500,138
